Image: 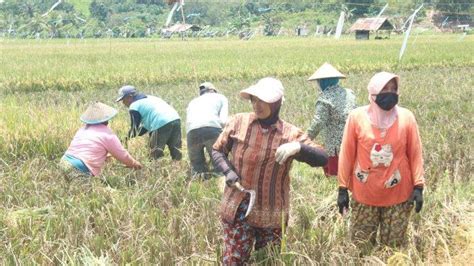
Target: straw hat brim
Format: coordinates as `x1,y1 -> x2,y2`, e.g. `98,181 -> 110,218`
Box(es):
307,63 -> 346,81
80,102 -> 118,124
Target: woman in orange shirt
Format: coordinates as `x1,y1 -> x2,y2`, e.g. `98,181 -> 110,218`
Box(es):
337,72 -> 424,247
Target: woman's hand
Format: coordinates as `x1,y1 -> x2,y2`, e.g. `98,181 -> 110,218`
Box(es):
275,142 -> 301,165
127,160 -> 142,170
225,170 -> 240,187
337,187 -> 349,215
409,186 -> 423,213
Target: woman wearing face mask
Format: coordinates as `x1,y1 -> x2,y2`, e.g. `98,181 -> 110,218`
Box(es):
337,72 -> 424,247
211,77 -> 328,264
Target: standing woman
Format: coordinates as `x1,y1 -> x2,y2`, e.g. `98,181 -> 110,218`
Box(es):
337,72 -> 424,247
60,102 -> 142,179
211,77 -> 328,264
307,62 -> 356,177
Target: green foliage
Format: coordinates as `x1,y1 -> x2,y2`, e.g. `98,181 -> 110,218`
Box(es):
345,0 -> 376,16
435,0 -> 474,21
262,13 -> 282,36
90,0 -> 109,22
69,0 -> 93,16
4,0 -> 469,39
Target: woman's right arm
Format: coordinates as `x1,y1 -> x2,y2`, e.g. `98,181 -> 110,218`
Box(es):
106,134 -> 142,169
338,113 -> 357,189
307,101 -> 327,140
211,115 -> 238,186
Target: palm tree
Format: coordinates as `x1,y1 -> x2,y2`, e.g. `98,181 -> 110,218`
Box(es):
17,13 -> 48,38
342,4 -> 356,21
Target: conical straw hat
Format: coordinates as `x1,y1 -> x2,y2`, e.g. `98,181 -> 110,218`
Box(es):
80,102 -> 118,124
307,62 -> 346,81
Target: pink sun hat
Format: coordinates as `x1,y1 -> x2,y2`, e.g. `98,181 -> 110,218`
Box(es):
367,71 -> 400,95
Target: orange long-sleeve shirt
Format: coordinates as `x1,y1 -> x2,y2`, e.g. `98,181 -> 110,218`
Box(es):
338,106 -> 424,207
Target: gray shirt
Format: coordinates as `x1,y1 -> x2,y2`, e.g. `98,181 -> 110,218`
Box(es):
186,92 -> 229,134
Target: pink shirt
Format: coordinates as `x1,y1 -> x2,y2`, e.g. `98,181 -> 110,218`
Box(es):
65,124 -> 135,176
338,106 -> 424,206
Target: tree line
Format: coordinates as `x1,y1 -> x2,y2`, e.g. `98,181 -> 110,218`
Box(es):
0,0 -> 472,38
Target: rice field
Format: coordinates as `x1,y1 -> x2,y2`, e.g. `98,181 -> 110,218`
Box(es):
0,35 -> 473,264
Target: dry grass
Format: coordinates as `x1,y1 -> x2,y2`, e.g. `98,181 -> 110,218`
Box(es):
0,36 -> 473,264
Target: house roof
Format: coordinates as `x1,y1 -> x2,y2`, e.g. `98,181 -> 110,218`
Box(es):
163,23 -> 202,33
349,17 -> 394,32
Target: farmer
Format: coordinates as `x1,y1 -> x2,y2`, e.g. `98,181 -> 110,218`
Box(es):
186,82 -> 228,179
211,77 -> 328,264
60,102 -> 142,179
116,85 -> 182,160
307,62 -> 356,177
337,72 -> 424,247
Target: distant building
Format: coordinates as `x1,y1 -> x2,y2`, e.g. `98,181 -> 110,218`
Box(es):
456,24 -> 470,32
296,25 -> 309,36
349,17 -> 394,40
161,23 -> 202,38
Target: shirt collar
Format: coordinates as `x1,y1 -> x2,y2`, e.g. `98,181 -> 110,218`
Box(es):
249,113 -> 283,133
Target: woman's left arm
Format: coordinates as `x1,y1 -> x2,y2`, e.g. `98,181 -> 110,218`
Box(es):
291,129 -> 328,167
294,142 -> 328,167
407,113 -> 425,187
274,129 -> 328,167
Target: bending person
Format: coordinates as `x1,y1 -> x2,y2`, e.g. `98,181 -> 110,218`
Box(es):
116,85 -> 182,160
60,102 -> 142,179
186,82 -> 228,179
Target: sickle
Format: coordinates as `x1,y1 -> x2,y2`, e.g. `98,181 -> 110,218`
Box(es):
233,182 -> 256,218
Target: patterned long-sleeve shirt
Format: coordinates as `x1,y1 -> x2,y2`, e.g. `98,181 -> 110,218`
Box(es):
213,113 -> 327,228
307,85 -> 356,156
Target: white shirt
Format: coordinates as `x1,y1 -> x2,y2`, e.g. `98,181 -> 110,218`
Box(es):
186,92 -> 228,134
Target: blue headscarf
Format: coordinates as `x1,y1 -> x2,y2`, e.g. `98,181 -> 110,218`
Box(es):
318,78 -> 340,91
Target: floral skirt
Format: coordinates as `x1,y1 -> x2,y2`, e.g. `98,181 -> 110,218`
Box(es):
222,195 -> 282,265
350,200 -> 413,247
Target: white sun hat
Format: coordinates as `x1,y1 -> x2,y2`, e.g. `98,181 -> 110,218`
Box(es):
80,102 -> 118,124
307,62 -> 346,81
240,77 -> 284,103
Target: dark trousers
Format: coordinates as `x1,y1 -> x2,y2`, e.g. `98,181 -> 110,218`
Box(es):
149,119 -> 182,160
186,127 -> 222,174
